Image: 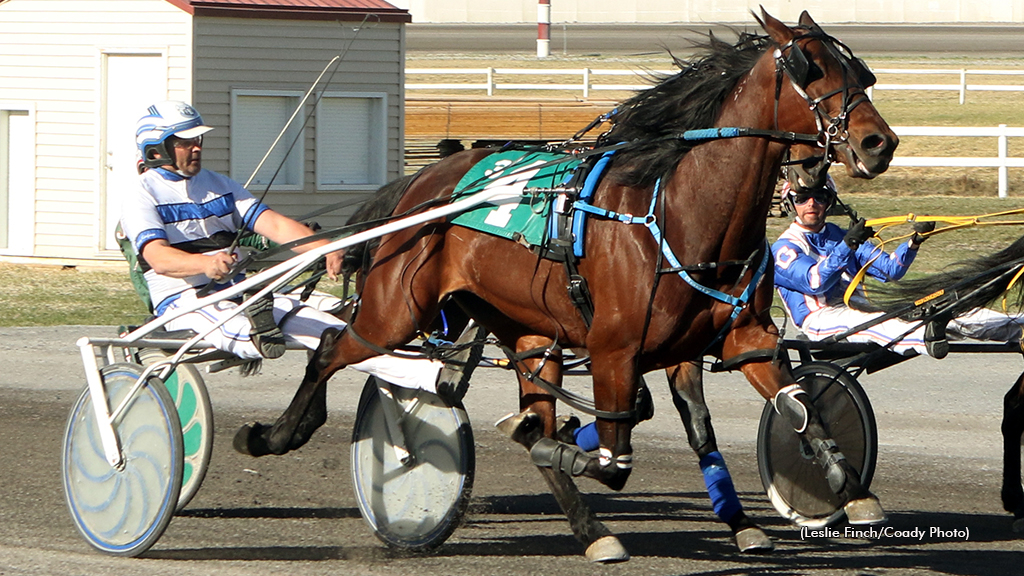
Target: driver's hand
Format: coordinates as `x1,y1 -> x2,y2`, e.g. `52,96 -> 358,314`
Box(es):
325,251 -> 343,281
205,251 -> 236,281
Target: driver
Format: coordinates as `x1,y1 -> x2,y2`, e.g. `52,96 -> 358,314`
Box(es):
120,101 -> 446,450
772,176 -> 1024,357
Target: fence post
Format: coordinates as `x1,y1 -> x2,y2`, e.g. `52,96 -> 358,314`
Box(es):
583,68 -> 590,98
999,124 -> 1008,198
487,68 -> 494,97
959,69 -> 966,105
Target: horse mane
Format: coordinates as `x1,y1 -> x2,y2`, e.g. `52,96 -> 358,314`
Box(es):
603,31 -> 773,188
340,172 -> 419,275
872,235 -> 1024,317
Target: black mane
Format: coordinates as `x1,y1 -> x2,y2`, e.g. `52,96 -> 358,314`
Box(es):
603,32 -> 772,187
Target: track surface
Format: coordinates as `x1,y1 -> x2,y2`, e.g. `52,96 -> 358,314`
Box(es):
2,325 -> 1022,575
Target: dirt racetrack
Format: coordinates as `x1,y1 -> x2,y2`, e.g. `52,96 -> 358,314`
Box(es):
2,325 -> 1023,576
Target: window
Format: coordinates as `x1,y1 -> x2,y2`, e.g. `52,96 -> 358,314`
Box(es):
230,91 -> 304,189
316,93 -> 387,189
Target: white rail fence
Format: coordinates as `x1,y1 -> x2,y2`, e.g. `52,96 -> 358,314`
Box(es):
406,68 -> 1024,103
890,125 -> 1024,198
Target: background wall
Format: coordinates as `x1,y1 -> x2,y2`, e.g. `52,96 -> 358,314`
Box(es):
392,0 -> 1024,24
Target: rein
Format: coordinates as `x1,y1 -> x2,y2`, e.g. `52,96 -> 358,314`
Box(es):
842,208 -> 1024,306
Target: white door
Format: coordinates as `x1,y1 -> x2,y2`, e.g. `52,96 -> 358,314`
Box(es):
102,53 -> 166,250
1,110 -> 32,254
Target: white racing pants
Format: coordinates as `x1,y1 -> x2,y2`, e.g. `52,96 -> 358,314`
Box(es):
163,290 -> 442,391
799,306 -> 1024,356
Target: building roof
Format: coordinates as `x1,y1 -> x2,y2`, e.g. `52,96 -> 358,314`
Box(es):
165,0 -> 410,23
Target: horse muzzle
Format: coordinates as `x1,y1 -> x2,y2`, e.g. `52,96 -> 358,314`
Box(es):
835,130 -> 899,179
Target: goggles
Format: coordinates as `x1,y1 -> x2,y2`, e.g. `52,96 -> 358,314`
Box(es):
792,190 -> 833,206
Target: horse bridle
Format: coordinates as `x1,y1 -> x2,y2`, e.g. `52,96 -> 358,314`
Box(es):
773,30 -> 876,181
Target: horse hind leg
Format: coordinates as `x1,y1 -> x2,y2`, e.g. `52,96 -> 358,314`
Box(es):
1001,371 -> 1024,531
494,337 -> 628,563
667,361 -> 773,553
234,327 -> 352,456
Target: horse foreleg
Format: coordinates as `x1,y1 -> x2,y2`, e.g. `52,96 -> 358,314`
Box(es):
739,356 -> 885,525
234,327 -> 346,456
1001,371 -> 1024,532
667,361 -> 773,552
495,336 -> 628,563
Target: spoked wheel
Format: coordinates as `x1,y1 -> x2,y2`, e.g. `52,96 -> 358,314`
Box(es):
62,363 -> 183,556
135,349 -> 214,512
351,376 -> 475,551
757,361 -> 877,528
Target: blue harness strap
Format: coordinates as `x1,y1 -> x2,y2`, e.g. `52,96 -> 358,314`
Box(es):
571,151 -> 616,257
572,177 -> 771,346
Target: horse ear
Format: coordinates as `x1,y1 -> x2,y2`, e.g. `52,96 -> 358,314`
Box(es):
798,10 -> 823,32
757,6 -> 794,45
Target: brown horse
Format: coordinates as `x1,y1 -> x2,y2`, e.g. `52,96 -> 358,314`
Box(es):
235,9 -> 898,561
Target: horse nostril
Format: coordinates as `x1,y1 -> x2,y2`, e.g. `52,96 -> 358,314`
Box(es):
859,133 -> 895,156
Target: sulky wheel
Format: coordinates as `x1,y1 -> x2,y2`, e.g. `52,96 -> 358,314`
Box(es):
135,348 -> 214,512
757,361 -> 877,528
351,376 -> 475,551
62,363 -> 183,556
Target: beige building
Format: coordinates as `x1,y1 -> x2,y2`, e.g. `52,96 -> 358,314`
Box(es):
0,0 -> 410,265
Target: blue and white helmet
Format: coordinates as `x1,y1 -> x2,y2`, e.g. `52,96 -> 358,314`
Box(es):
135,101 -> 213,170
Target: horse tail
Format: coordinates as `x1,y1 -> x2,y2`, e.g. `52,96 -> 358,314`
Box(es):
341,171 -> 423,277
874,235 -> 1024,317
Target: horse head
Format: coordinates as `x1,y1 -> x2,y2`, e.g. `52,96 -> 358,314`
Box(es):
758,9 -> 898,190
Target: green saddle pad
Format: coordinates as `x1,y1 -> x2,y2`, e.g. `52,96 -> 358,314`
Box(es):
449,150 -> 579,248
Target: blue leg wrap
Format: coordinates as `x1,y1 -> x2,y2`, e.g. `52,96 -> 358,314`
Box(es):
573,421 -> 600,452
699,451 -> 742,523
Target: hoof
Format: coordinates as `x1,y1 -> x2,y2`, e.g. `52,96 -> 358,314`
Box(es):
1013,516 -> 1024,533
232,422 -> 272,457
585,535 -> 629,563
845,496 -> 888,526
734,526 -> 774,553
494,411 -> 542,447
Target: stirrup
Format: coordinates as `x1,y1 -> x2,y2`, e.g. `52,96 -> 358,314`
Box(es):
244,291 -> 285,359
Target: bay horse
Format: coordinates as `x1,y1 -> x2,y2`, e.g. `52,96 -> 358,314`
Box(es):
234,9 -> 898,561
868,236 -> 1024,532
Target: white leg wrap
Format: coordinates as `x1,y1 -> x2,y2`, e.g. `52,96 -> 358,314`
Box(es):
599,447 -> 613,468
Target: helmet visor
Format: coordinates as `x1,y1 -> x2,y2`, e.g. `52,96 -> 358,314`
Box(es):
174,124 -> 213,139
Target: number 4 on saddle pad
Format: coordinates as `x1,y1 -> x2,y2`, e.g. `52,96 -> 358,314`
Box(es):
449,151 -> 580,248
